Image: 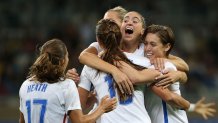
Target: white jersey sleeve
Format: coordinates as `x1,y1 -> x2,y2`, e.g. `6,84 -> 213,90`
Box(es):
164,62 -> 180,93
64,79 -> 81,113
19,80 -> 28,113
19,97 -> 23,112
164,61 -> 177,71
89,42 -> 103,53
78,66 -> 92,91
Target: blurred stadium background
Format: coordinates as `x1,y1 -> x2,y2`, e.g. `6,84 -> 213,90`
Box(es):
0,0 -> 217,122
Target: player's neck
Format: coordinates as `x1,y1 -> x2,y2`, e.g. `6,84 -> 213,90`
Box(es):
121,41 -> 139,53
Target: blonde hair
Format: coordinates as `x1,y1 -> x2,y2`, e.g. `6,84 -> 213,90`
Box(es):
107,6 -> 128,21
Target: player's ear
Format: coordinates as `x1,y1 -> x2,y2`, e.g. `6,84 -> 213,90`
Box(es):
164,43 -> 171,52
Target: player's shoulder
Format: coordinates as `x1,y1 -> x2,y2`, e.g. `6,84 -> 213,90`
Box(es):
88,42 -> 103,53
19,78 -> 36,96
82,65 -> 97,74
20,78 -> 34,88
58,78 -> 77,89
89,42 -> 99,47
124,52 -> 150,66
164,61 -> 177,71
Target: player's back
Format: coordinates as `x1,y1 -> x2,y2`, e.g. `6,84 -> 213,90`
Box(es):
19,78 -> 80,123
80,65 -> 151,123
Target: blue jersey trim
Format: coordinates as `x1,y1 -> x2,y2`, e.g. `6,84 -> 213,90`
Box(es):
162,100 -> 168,123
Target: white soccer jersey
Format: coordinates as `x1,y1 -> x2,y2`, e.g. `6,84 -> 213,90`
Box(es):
79,42 -> 149,123
144,62 -> 188,123
19,78 -> 81,123
79,65 -> 151,123
89,42 -> 145,56
89,42 -> 103,53
118,53 -> 188,123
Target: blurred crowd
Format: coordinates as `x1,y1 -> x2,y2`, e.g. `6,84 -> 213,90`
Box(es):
0,0 -> 218,103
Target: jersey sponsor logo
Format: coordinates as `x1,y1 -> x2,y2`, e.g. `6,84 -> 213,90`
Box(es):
27,83 -> 48,93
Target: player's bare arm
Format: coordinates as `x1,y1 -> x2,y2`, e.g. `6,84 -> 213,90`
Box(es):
117,61 -> 160,84
79,46 -> 134,95
155,70 -> 187,88
168,54 -> 189,72
69,95 -> 117,123
19,112 -> 25,123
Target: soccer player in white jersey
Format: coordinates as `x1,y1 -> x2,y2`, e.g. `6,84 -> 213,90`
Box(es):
67,6 -> 128,85
19,39 -> 117,123
74,10 -> 189,116
75,11 -> 189,95
118,25 -> 216,122
143,25 -> 216,122
79,19 -> 164,123
67,6 -> 130,110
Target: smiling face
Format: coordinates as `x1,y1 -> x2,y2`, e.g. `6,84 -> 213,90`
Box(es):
120,11 -> 145,44
144,25 -> 175,59
144,33 -> 170,59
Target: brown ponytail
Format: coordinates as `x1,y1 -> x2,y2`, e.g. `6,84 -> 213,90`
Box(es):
96,19 -> 145,102
28,39 -> 67,83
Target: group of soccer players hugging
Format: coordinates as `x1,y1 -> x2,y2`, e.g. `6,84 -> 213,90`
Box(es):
19,6 -> 216,123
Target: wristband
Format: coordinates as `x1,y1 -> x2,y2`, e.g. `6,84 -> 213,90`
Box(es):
188,103 -> 196,112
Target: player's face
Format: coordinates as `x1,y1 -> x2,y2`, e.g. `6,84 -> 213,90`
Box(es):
144,33 -> 169,59
103,11 -> 122,27
121,12 -> 144,44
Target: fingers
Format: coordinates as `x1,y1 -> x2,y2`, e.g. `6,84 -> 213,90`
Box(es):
162,83 -> 172,89
101,96 -> 117,112
67,76 -> 80,83
155,77 -> 172,87
156,80 -> 172,87
102,95 -> 109,100
101,95 -> 117,104
207,108 -> 216,113
201,108 -> 216,120
153,58 -> 158,70
196,97 -> 206,105
122,78 -> 133,95
66,68 -> 80,82
156,77 -> 169,85
205,102 -> 216,107
161,69 -> 169,74
202,113 -> 208,120
121,82 -> 129,94
195,98 -> 216,119
72,68 -> 77,72
117,83 -> 124,94
158,58 -> 165,71
205,110 -> 215,117
155,74 -> 167,81
152,58 -> 165,71
127,79 -> 134,94
67,68 -> 79,76
120,82 -> 130,95
110,97 -> 117,108
115,75 -> 133,95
